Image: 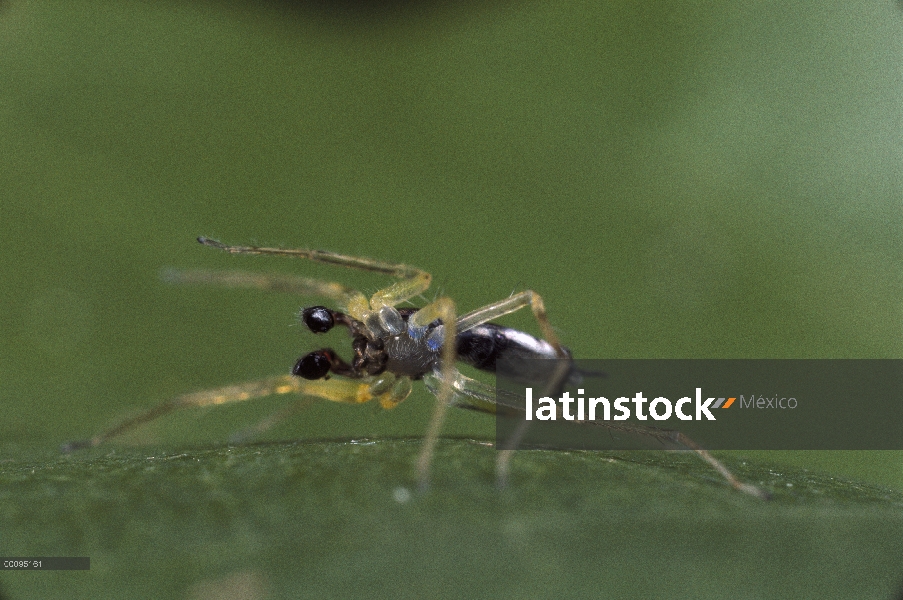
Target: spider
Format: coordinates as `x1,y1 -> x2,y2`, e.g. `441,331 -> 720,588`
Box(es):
63,237 -> 766,499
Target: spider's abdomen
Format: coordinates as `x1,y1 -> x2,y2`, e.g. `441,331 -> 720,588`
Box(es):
455,324 -> 566,372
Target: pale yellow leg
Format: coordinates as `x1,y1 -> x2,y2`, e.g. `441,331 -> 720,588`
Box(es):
445,291 -> 570,484
454,290 -> 564,355
61,374 -> 391,452
197,238 -> 432,319
226,376 -> 412,442
375,376 -> 413,410
414,297 -> 457,490
457,292 -> 767,497
671,432 -> 770,499
228,396 -> 319,444
160,268 -> 367,314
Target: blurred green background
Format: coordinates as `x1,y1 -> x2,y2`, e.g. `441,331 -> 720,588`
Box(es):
1,1 -> 901,598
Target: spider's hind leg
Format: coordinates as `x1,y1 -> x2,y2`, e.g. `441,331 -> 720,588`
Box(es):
455,290 -> 566,355
450,290 -> 572,486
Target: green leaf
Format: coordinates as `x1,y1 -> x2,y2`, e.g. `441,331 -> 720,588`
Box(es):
2,440 -> 901,599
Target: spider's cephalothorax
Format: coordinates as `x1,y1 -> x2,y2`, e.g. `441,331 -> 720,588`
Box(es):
292,306 -> 444,381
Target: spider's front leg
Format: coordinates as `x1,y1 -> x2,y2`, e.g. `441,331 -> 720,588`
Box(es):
60,374 -> 412,452
160,267 -> 366,311
196,237 -> 432,324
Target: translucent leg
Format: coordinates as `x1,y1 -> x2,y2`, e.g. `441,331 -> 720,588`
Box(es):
423,370 -> 768,497
670,432 -> 770,499
197,238 -> 431,319
427,371 -> 701,492
227,374 -> 411,444
161,268 -> 366,314
452,291 -> 570,483
413,297 -> 457,490
423,369 -> 500,414
566,421 -> 769,499
228,396 -> 319,444
61,374 -> 392,452
453,290 -> 564,355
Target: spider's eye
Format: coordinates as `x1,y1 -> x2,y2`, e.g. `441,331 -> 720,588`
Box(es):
301,306 -> 334,333
292,351 -> 331,380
